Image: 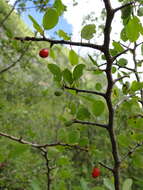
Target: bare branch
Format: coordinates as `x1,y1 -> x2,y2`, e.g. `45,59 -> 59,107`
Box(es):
113,75 -> 129,84
112,49 -> 131,61
63,85 -> 106,97
0,0 -> 18,26
41,149 -> 52,190
73,119 -> 108,129
0,40 -> 32,74
114,1 -> 134,13
0,131 -> 87,151
99,162 -> 113,172
14,37 -> 104,51
122,142 -> 143,162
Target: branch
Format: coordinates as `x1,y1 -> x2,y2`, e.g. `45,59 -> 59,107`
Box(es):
99,162 -> 113,172
63,85 -> 106,97
14,37 -> 104,51
112,49 -> 131,61
41,142 -> 88,152
114,1 -> 134,13
0,0 -> 18,26
113,75 -> 129,84
40,149 -> 51,190
122,142 -> 143,162
114,95 -> 134,110
0,42 -> 31,74
73,119 -> 108,129
102,0 -> 114,49
0,132 -> 87,151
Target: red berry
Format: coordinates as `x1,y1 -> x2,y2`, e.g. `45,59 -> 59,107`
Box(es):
39,48 -> 49,58
92,167 -> 100,178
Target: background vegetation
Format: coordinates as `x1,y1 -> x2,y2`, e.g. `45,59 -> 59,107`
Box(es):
0,0 -> 143,190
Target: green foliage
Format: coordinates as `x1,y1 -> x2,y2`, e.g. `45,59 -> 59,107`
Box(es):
1,0 -> 143,190
57,29 -> 71,40
73,64 -> 85,80
125,16 -> 142,42
81,24 -> 96,40
122,178 -> 133,190
43,8 -> 59,30
28,15 -> 44,35
69,49 -> 79,65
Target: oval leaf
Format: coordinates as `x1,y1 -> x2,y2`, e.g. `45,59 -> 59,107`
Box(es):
125,16 -> 140,42
43,8 -> 59,30
68,129 -> 80,144
73,64 -> 85,80
76,106 -> 91,120
47,64 -> 62,81
81,24 -> 96,40
28,15 -> 44,35
122,178 -> 133,190
92,100 -> 105,116
103,178 -> 114,190
69,50 -> 79,65
62,68 -> 73,84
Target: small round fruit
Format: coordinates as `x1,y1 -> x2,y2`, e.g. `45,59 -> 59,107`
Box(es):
92,167 -> 100,178
39,48 -> 49,58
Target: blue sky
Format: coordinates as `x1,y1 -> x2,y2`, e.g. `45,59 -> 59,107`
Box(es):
16,0 -> 72,38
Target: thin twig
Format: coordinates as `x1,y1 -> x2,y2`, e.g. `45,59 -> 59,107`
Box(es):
73,119 -> 108,129
114,1 -> 134,13
99,162 -> 113,172
41,149 -> 51,190
121,142 -> 143,162
0,42 -> 31,74
64,85 -> 106,97
113,75 -> 129,84
0,0 -> 18,26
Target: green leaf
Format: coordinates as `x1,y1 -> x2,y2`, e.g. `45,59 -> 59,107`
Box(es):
118,58 -> 128,67
130,81 -> 143,92
81,24 -> 96,40
57,156 -> 70,166
121,5 -> 132,19
47,64 -> 62,81
80,178 -> 90,190
9,143 -> 29,158
120,28 -> 128,42
76,106 -> 91,120
28,15 -> 44,35
122,178 -> 133,190
95,83 -> 102,91
112,66 -> 117,74
79,137 -> 89,146
92,100 -> 105,116
73,64 -> 85,80
57,30 -> 70,40
68,129 -> 80,144
112,41 -> 124,53
125,16 -> 140,42
69,50 -> 79,65
103,178 -> 114,190
88,54 -> 98,66
43,8 -> 59,30
58,128 -> 68,142
53,0 -> 66,16
30,179 -> 41,190
138,7 -> 143,16
93,69 -> 103,75
62,69 -> 73,84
